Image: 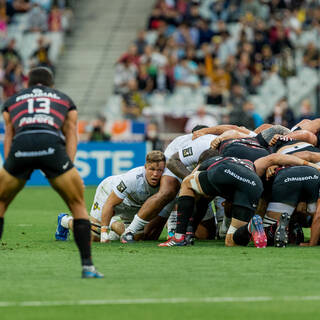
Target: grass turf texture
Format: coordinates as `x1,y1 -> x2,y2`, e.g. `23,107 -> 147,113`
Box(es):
1,187 -> 320,320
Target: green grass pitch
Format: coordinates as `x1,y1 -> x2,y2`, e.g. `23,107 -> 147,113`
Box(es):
1,187 -> 320,320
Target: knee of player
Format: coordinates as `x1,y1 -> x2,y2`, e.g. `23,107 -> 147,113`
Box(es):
232,205 -> 254,223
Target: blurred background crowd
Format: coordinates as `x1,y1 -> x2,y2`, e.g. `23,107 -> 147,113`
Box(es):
108,0 -> 320,147
0,0 -> 74,105
0,0 -> 320,149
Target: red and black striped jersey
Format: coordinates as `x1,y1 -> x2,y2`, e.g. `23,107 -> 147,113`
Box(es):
1,85 -> 77,135
199,156 -> 255,172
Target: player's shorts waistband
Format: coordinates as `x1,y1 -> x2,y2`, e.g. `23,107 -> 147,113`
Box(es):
14,129 -> 65,141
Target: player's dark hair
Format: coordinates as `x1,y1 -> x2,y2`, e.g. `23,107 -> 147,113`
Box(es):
28,67 -> 54,87
191,125 -> 209,133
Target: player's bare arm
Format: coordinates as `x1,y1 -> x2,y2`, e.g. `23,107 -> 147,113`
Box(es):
61,109 -> 78,162
290,151 -> 320,163
2,111 -> 15,159
285,130 -> 317,145
254,153 -> 320,177
298,118 -> 320,134
192,125 -> 251,140
167,152 -> 191,180
100,191 -> 124,243
254,123 -> 273,133
210,129 -> 248,149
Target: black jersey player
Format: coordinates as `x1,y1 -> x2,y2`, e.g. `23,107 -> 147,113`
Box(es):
0,67 -> 103,278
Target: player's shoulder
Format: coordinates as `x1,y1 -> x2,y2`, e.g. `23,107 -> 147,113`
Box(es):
123,166 -> 145,180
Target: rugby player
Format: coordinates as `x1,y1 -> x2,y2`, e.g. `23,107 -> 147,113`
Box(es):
55,151 -> 166,242
263,165 -> 320,247
120,125 -> 212,243
159,153 -> 320,247
0,67 -> 103,278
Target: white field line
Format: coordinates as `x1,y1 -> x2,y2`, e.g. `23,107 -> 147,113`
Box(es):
1,296 -> 320,308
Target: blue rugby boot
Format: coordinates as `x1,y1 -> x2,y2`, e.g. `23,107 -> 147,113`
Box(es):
55,213 -> 70,241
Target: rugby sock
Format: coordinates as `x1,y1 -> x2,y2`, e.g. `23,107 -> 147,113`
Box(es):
126,214 -> 148,234
61,215 -> 73,229
176,196 -> 195,236
263,215 -> 277,228
167,211 -> 177,234
191,198 -> 210,231
73,219 -> 93,266
233,224 -> 251,246
0,217 -> 3,239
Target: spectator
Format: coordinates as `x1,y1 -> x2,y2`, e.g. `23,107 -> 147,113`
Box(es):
122,79 -> 148,120
261,44 -> 276,71
296,99 -> 316,123
119,43 -> 140,67
206,81 -> 224,106
114,57 -> 137,95
135,30 -> 148,55
48,5 -> 63,32
26,3 -> 48,33
229,100 -> 255,130
174,56 -> 199,89
184,105 -> 218,133
197,19 -> 215,46
210,59 -> 231,93
89,115 -> 111,142
266,98 -> 295,128
29,36 -> 54,72
145,122 -> 164,151
243,101 -> 264,128
136,63 -> 154,94
228,83 -> 247,110
0,38 -> 22,65
303,41 -> 320,69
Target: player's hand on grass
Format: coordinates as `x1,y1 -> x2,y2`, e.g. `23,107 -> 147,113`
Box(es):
300,242 -> 310,247
100,226 -> 110,243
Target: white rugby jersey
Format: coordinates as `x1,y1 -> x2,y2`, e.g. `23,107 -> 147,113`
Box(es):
178,134 -> 217,167
90,166 -> 159,220
164,133 -> 193,159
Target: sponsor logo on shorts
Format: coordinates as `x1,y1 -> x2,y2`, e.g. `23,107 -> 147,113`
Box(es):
14,147 -> 55,158
224,168 -> 256,186
62,161 -> 69,170
182,147 -> 193,157
284,174 -> 319,183
116,180 -> 127,193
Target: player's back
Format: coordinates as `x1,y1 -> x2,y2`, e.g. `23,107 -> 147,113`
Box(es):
164,133 -> 193,159
2,85 -> 76,135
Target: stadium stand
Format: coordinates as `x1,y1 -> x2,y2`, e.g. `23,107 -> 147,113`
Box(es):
0,1 -> 319,142
103,0 -> 320,141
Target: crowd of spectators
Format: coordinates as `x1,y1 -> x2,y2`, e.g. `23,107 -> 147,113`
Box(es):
114,0 -> 320,132
0,0 -> 74,104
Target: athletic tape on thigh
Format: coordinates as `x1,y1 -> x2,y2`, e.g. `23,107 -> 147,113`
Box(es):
267,202 -> 295,215
190,173 -> 202,194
